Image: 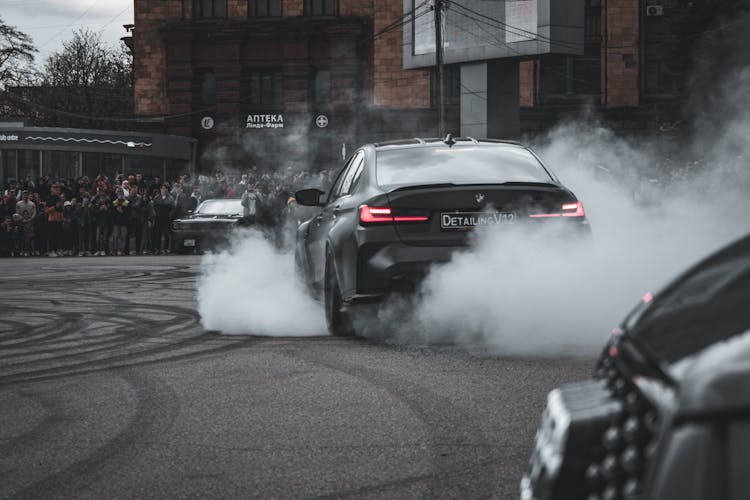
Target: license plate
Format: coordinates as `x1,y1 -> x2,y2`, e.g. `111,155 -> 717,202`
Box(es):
183,239 -> 196,247
440,212 -> 516,230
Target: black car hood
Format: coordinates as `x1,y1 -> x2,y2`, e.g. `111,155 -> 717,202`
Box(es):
668,328 -> 750,415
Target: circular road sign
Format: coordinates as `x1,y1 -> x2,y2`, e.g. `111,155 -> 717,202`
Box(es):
201,116 -> 215,130
315,115 -> 329,128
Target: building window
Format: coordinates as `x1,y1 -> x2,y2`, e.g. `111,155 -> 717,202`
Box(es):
536,0 -> 601,103
194,71 -> 216,108
313,70 -> 331,103
194,0 -> 227,19
251,0 -> 281,17
243,69 -> 284,108
306,0 -> 337,16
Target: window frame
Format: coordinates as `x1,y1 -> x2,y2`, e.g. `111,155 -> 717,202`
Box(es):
193,0 -> 227,19
305,0 -> 338,17
250,0 -> 282,17
242,68 -> 284,109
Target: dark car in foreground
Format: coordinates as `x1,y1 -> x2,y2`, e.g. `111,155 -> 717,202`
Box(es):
171,198 -> 245,252
294,136 -> 591,336
522,233 -> 750,500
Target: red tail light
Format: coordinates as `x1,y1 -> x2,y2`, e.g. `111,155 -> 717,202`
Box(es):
529,201 -> 586,218
562,201 -> 585,217
359,205 -> 429,224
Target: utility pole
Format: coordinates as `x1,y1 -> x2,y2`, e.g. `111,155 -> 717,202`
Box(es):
434,0 -> 445,137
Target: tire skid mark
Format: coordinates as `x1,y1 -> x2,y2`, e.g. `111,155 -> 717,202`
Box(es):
0,332 -> 136,366
0,266 -> 206,383
0,313 -> 85,347
0,337 -> 256,387
287,345 -> 501,499
0,332 -> 206,384
0,262 -> 255,388
0,320 -> 38,339
0,388 -> 62,454
8,370 -> 181,500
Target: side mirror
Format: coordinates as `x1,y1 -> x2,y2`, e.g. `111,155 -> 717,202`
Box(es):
295,188 -> 326,206
187,210 -> 194,215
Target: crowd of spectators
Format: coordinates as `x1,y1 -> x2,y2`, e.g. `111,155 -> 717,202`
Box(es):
0,166 -> 335,258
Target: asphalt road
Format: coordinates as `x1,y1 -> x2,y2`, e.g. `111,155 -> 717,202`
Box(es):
0,256 -> 592,499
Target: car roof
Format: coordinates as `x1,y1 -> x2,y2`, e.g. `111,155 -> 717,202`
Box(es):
371,137 -> 523,150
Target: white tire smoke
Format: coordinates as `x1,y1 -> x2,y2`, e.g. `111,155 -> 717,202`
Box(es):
197,228 -> 327,336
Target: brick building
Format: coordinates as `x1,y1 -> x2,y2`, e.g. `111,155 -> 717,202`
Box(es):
132,0 -> 739,172
518,0 -> 732,134
133,0 -> 447,173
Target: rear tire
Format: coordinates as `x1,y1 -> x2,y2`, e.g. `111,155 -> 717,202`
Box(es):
324,252 -> 355,337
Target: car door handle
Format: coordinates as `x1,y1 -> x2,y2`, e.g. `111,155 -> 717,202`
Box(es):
332,205 -> 342,218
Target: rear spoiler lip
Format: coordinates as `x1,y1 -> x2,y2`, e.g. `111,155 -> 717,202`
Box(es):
387,181 -> 563,193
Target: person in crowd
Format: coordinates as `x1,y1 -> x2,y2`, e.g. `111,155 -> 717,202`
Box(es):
111,187 -> 130,256
92,192 -> 112,256
19,212 -> 34,257
61,199 -> 77,256
44,194 -> 65,257
139,192 -> 156,255
5,189 -> 17,215
36,176 -> 51,202
33,202 -> 48,256
77,194 -> 93,256
0,194 -> 11,221
174,184 -> 192,220
152,176 -> 162,194
188,186 -> 202,212
16,191 -> 36,220
153,185 -> 174,254
121,180 -> 131,198
240,182 -> 263,223
127,185 -> 143,255
0,215 -> 14,257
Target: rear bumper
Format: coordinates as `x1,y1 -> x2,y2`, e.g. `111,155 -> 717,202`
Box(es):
172,229 -> 232,250
346,219 -> 591,304
355,241 -> 457,298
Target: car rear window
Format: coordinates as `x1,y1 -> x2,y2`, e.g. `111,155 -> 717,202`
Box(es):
375,145 -> 553,190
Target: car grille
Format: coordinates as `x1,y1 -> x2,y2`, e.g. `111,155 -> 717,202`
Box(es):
587,353 -> 660,500
522,351 -> 659,500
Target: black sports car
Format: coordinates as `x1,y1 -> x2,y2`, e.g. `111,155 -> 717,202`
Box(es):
294,137 -> 591,336
171,198 -> 245,252
521,232 -> 750,500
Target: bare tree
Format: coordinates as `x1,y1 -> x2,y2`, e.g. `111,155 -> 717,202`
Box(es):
34,28 -> 133,128
0,16 -> 37,90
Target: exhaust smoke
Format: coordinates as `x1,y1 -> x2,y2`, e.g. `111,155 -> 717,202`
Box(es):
404,67 -> 750,357
197,229 -> 326,337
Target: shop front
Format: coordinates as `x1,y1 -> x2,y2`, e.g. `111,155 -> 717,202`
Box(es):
0,125 -> 197,186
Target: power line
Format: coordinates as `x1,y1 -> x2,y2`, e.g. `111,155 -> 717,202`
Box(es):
97,5 -> 132,32
38,0 -> 102,49
449,8 -> 599,91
